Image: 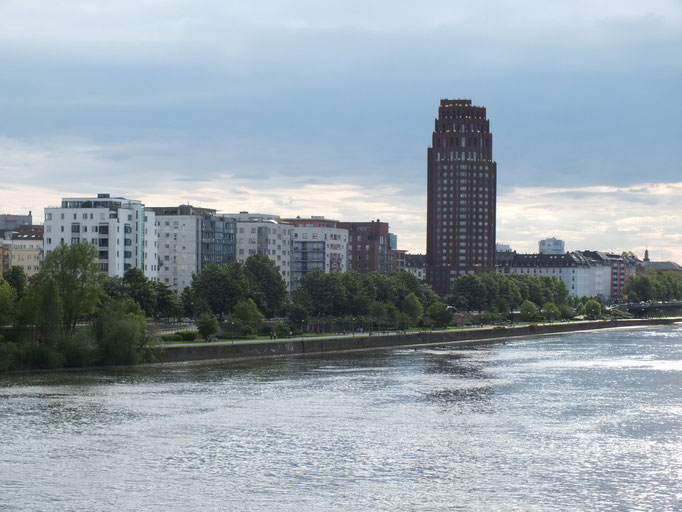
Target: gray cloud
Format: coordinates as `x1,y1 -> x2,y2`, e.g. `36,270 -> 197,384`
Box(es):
1,1 -> 681,261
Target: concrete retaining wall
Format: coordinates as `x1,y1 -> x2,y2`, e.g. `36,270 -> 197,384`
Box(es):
158,318 -> 680,364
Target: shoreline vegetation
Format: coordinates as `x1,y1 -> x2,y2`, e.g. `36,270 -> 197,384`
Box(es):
2,243 -> 682,372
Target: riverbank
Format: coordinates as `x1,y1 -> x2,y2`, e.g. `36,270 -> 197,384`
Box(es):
158,317 -> 681,363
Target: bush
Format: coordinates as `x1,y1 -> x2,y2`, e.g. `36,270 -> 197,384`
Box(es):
585,299 -> 602,320
542,302 -> 560,322
609,308 -> 634,319
197,313 -> 219,341
520,300 -> 539,321
559,304 -> 574,320
215,331 -> 257,340
59,332 -> 97,368
161,334 -> 184,342
175,330 -> 197,341
274,322 -> 290,338
94,302 -> 145,366
97,315 -> 142,366
19,343 -> 65,370
239,325 -> 255,336
0,342 -> 20,372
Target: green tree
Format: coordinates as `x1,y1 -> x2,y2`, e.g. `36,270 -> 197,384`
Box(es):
3,267 -> 27,298
93,299 -> 147,365
245,254 -> 289,317
153,281 -> 180,319
102,276 -> 130,302
180,286 -> 196,318
585,299 -> 602,319
575,302 -> 585,316
520,300 -> 538,321
287,303 -> 310,332
293,269 -> 347,317
426,301 -> 452,328
196,312 -> 219,341
418,284 -> 440,309
36,242 -> 104,336
542,301 -> 560,322
192,262 -> 249,317
401,292 -> 424,325
449,274 -> 487,312
230,298 -> 265,334
0,280 -> 18,326
19,278 -> 63,342
123,268 -> 156,317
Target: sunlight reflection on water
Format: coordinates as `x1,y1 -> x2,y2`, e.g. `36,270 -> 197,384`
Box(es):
1,326 -> 681,511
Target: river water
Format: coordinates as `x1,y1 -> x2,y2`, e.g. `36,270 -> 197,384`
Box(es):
2,325 -> 682,511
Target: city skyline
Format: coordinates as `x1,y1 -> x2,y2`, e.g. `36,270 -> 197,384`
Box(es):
1,1 -> 681,262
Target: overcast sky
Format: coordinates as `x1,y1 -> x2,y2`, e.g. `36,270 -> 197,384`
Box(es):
1,1 -> 681,261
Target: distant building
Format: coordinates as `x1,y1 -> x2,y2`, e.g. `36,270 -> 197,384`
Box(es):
337,220 -> 393,273
539,237 -> 565,255
391,249 -> 407,272
641,248 -> 681,271
496,243 -> 511,252
496,250 -> 640,300
404,253 -> 426,281
426,98 -> 497,296
0,225 -> 43,278
645,261 -> 682,271
282,217 -> 349,290
148,205 -> 236,294
229,212 -> 293,290
389,233 -> 398,251
44,194 -> 157,280
0,212 -> 32,231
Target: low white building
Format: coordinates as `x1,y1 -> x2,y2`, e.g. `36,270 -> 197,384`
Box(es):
496,251 -> 621,299
229,212 -> 293,290
44,193 -> 158,280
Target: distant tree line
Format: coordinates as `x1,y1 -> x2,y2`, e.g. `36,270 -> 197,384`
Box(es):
623,270 -> 682,302
5,243 -> 673,372
445,272 -> 612,322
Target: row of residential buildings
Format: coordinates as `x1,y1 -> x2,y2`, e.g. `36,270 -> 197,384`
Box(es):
1,194 -> 426,294
2,198 -> 679,303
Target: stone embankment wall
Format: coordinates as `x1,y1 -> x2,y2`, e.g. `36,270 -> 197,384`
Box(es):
158,318 -> 680,364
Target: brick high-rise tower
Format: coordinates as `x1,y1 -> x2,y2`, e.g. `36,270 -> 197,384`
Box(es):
426,99 -> 497,296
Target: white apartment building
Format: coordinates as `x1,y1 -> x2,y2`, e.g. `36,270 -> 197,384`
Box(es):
44,194 -> 158,280
284,217 -> 349,289
497,252 -> 614,299
230,212 -> 293,290
150,205 -> 237,294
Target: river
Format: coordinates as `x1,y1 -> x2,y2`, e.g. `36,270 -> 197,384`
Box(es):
2,325 -> 681,511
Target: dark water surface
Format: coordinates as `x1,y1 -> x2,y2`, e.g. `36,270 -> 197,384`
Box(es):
2,326 -> 682,511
